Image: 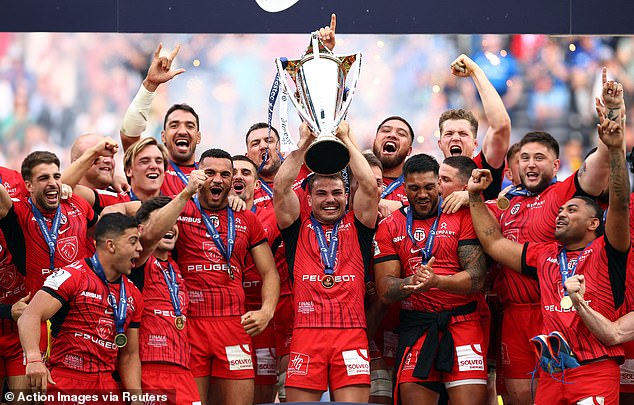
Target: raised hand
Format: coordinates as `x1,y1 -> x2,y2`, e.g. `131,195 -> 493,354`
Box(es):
450,54 -> 478,78
564,274 -> 586,307
467,169 -> 493,194
600,67 -> 624,110
318,13 -> 337,51
144,43 -> 186,92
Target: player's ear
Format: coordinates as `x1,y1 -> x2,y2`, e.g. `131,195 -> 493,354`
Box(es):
106,239 -> 116,254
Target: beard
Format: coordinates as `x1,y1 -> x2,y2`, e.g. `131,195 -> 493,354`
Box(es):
372,144 -> 408,170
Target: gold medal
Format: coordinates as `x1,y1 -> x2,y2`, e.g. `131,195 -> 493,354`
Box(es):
497,195 -> 510,210
321,274 -> 335,289
174,315 -> 185,331
560,295 -> 573,310
114,333 -> 128,348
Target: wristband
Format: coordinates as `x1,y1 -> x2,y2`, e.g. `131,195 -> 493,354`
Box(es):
27,359 -> 43,365
121,84 -> 155,138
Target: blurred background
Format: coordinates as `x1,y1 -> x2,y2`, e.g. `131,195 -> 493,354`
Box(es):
0,32 -> 632,180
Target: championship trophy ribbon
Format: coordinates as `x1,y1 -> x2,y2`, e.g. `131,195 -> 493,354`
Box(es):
275,32 -> 361,175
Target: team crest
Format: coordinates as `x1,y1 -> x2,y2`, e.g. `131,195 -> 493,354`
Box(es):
0,266 -> 18,290
210,216 -> 220,228
97,317 -> 114,340
413,228 -> 426,242
510,203 -> 521,215
202,242 -> 223,262
60,214 -> 68,225
57,236 -> 78,262
127,296 -> 136,312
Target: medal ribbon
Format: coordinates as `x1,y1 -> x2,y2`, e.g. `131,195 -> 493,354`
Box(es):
502,179 -> 557,203
90,253 -> 127,335
194,197 -> 235,278
258,177 -> 274,198
558,243 -> 591,298
381,175 -> 404,199
29,198 -> 62,270
158,260 -> 182,317
406,199 -> 443,265
169,160 -> 198,186
261,58 -> 289,173
310,214 -> 341,277
128,189 -> 139,201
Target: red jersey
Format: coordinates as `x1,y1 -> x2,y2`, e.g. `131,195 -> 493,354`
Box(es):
244,205 -> 292,311
132,256 -> 190,368
488,173 -> 580,304
0,167 -> 28,332
282,211 -> 374,329
381,176 -> 408,206
522,237 -> 627,363
253,164 -> 311,213
0,195 -> 97,295
374,206 -> 482,321
175,202 -> 267,318
162,162 -> 197,197
41,259 -> 144,373
92,189 -> 132,215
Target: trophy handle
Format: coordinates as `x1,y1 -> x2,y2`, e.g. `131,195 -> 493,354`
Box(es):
331,52 -> 362,134
275,57 -> 319,133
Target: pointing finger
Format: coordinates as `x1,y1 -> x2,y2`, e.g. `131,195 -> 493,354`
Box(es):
330,13 -> 336,32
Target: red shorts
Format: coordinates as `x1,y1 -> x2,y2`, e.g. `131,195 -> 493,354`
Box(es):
286,327 -> 370,391
398,319 -> 487,386
187,316 -> 254,379
0,327 -> 25,377
535,359 -> 620,405
273,294 -> 293,358
620,340 -> 634,393
142,362 -> 201,405
252,325 -> 277,385
499,303 -> 542,379
48,368 -> 123,404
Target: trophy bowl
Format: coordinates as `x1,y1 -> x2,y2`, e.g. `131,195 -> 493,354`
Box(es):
276,33 -> 361,175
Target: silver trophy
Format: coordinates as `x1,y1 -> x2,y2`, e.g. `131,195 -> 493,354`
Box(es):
276,33 -> 361,175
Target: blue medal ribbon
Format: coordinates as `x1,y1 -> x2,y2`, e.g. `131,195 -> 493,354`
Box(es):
503,179 -> 557,203
261,58 -> 288,173
193,197 -> 235,279
310,215 -> 341,277
128,189 -> 139,202
406,199 -> 443,265
90,253 -> 127,335
381,175 -> 404,199
258,178 -> 274,199
158,259 -> 182,317
169,160 -> 198,186
558,243 -> 591,298
29,198 -> 63,270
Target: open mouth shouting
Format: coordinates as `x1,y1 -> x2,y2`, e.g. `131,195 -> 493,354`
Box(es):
382,141 -> 398,155
210,186 -> 224,200
174,138 -> 191,154
233,180 -> 245,195
44,187 -> 60,206
162,230 -> 176,240
449,145 -> 463,156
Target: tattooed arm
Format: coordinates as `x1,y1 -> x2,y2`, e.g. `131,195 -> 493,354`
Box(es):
467,169 -> 523,272
375,259 -> 429,305
598,105 -> 630,252
416,244 -> 488,294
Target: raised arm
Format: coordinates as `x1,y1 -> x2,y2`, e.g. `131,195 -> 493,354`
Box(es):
339,122 -> 380,228
566,274 -> 634,345
62,137 -> 118,188
467,169 -> 523,271
273,123 -> 313,229
597,102 -> 630,252
136,170 -> 206,265
120,44 -> 185,151
577,68 -> 626,196
451,54 -> 511,168
0,184 -> 14,219
241,243 -> 280,337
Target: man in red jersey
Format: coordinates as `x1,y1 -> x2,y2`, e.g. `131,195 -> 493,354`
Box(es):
65,137 -> 168,215
437,54 -> 511,201
231,155 -> 292,403
120,43 -> 201,196
0,151 -> 98,296
373,153 -> 488,405
480,69 -> 622,405
174,148 -> 279,405
17,213 -> 145,404
274,122 -> 378,403
467,108 -> 628,405
0,166 -> 29,403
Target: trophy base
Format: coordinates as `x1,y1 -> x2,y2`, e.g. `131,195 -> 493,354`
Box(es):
305,140 -> 350,175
